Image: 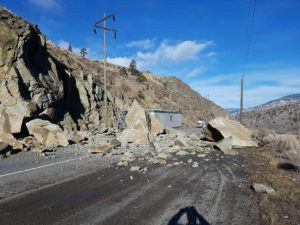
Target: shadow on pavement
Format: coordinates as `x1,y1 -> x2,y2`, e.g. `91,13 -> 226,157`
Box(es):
168,206 -> 210,225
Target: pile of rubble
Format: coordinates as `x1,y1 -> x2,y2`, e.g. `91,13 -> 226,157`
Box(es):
86,101 -> 214,166
1,97 -> 258,164
85,101 -> 258,168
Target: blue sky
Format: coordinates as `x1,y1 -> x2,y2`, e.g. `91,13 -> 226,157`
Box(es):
1,0 -> 299,108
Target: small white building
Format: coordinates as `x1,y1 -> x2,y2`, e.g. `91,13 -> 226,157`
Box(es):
146,109 -> 182,128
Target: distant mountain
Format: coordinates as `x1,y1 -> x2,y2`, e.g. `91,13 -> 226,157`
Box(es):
235,94 -> 300,134
225,108 -> 240,115
247,94 -> 300,112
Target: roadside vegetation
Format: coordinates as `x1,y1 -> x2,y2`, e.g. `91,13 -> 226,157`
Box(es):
252,128 -> 300,162
248,128 -> 300,225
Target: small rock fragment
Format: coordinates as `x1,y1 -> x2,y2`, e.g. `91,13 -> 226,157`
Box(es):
130,166 -> 141,172
90,145 -> 112,154
176,150 -> 188,156
117,161 -> 128,166
192,162 -> 199,168
157,152 -> 169,159
158,159 -> 167,165
251,183 -> 275,194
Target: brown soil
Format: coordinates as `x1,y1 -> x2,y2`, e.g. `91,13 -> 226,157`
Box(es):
245,147 -> 300,225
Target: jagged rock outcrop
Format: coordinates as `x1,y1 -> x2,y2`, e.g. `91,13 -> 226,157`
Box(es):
0,7 -> 117,137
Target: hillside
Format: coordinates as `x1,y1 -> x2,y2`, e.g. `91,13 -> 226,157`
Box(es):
225,108 -> 240,115
235,94 -> 300,134
0,5 -> 226,141
247,94 -> 300,112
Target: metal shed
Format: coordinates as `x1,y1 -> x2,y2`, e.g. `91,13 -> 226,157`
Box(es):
146,109 -> 182,129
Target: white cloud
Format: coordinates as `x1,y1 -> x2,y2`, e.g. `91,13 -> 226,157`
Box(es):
28,0 -> 60,9
189,67 -> 300,108
57,40 -> 82,55
186,67 -> 208,78
107,57 -> 131,67
161,41 -> 212,62
135,40 -> 213,69
108,40 -> 213,70
126,39 -> 155,49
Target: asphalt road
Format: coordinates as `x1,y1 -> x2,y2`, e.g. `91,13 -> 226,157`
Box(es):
0,152 -> 260,225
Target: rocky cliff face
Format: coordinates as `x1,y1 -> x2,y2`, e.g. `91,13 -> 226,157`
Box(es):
0,6 -> 116,135
0,6 -> 226,148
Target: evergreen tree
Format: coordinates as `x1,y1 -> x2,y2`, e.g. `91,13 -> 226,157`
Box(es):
80,48 -> 87,58
129,59 -> 138,74
68,43 -> 73,52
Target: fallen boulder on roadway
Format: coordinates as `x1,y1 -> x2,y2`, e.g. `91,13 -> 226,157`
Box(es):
26,119 -> 69,147
204,117 -> 257,148
118,100 -> 150,146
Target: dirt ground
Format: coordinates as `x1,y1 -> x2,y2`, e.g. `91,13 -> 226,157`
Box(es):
245,147 -> 300,225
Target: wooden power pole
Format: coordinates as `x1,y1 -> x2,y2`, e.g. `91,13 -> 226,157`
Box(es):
93,13 -> 117,128
297,103 -> 300,140
240,76 -> 244,124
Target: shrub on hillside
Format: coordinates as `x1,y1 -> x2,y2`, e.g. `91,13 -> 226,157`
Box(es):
137,90 -> 145,99
136,74 -> 147,83
252,128 -> 300,161
120,67 -> 127,76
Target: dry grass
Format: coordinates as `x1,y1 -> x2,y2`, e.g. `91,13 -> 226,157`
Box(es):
251,128 -> 300,163
246,148 -> 300,225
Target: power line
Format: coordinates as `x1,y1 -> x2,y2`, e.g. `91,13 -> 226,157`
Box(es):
240,75 -> 244,124
243,0 -> 257,76
240,0 -> 257,124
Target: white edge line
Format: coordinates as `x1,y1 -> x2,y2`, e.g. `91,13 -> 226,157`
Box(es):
0,155 -> 90,179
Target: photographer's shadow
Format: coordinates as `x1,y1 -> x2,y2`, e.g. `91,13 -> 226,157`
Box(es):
168,206 -> 210,225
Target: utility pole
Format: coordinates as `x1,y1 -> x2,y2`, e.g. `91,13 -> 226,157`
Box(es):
93,13 -> 117,128
240,75 -> 244,124
297,103 -> 299,140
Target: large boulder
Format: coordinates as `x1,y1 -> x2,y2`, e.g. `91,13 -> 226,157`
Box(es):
0,106 -> 26,150
2,102 -> 30,133
205,117 -> 257,147
26,119 -> 69,147
118,100 -> 149,146
0,133 -> 23,150
214,136 -> 238,155
125,100 -> 149,130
